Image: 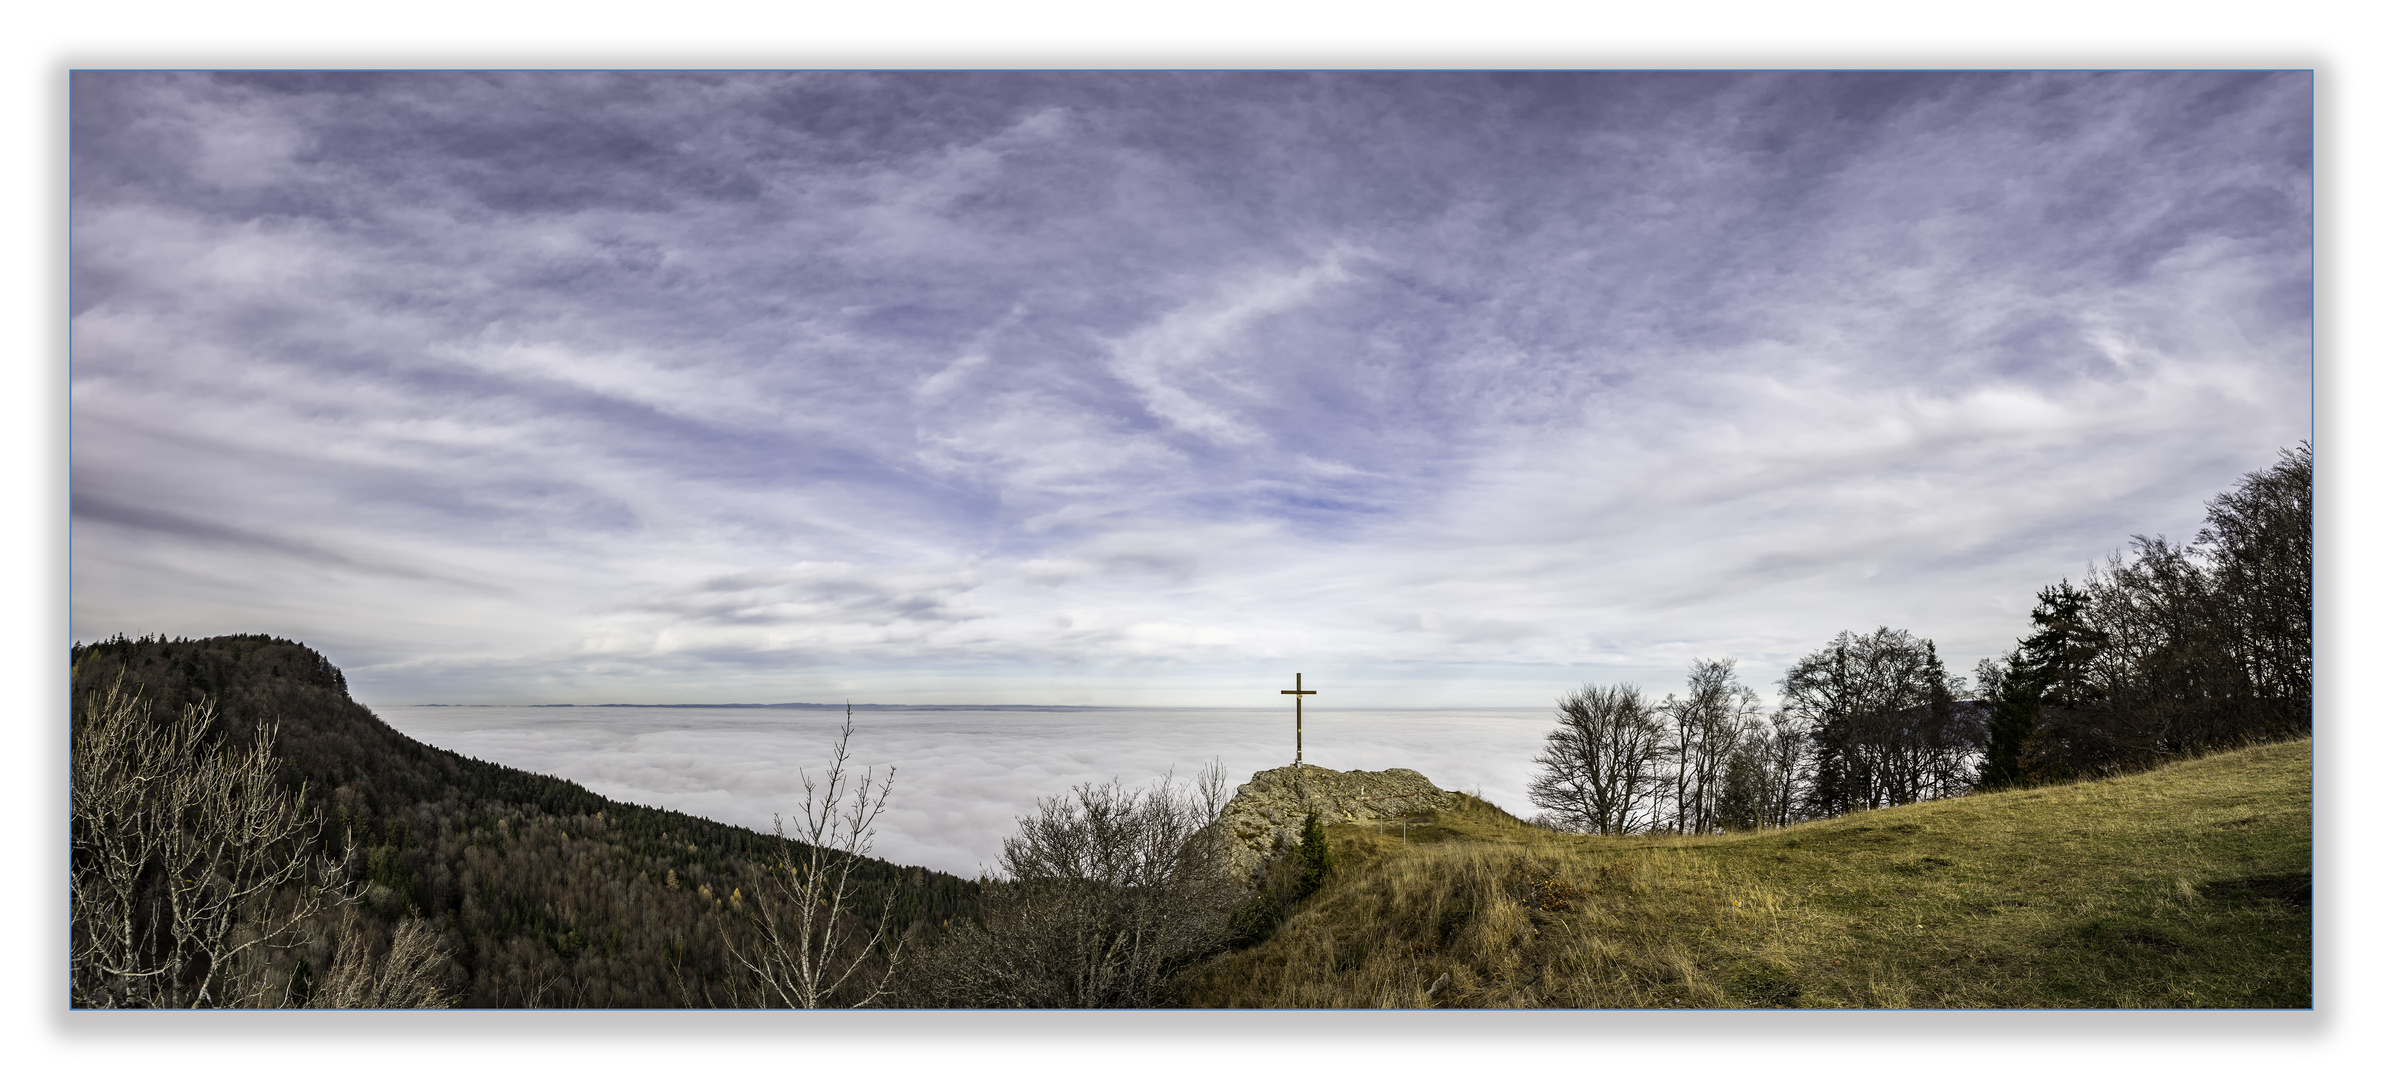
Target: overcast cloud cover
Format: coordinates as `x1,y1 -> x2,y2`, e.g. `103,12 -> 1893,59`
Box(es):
70,71 -> 2312,708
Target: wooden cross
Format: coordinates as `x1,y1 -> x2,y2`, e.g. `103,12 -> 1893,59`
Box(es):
1281,672 -> 1316,774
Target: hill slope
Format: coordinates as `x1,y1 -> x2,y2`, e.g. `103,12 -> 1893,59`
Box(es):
1171,740 -> 2312,1008
71,634 -> 978,1007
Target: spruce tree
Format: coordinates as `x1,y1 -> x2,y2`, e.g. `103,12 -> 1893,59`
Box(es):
1976,649 -> 2039,790
1294,810 -> 1333,899
2007,581 -> 2109,783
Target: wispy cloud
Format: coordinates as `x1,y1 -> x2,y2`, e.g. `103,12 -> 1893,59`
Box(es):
72,72 -> 2310,706
1105,248 -> 1362,446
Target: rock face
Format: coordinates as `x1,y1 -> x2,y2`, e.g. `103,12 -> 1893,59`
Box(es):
1215,763 -> 1459,884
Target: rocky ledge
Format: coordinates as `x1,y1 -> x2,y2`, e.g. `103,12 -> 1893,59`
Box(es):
1215,763 -> 1459,883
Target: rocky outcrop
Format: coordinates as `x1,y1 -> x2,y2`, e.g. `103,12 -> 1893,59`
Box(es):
1215,763 -> 1459,883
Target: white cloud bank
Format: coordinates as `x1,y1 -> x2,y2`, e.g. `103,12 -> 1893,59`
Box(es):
375,704 -> 1559,875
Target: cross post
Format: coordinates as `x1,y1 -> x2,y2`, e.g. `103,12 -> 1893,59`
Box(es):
1280,673 -> 1316,778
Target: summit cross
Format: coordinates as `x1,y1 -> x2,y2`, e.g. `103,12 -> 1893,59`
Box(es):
1281,673 -> 1317,775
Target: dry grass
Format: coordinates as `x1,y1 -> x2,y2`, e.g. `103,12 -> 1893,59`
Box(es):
1168,739 -> 2311,1008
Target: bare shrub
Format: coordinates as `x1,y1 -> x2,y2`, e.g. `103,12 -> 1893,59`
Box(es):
313,910 -> 456,1008
909,762 -> 1238,1007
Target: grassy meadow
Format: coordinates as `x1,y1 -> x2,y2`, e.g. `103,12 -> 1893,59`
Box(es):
1170,739 -> 2312,1009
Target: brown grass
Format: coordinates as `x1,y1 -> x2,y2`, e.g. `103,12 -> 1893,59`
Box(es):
1168,739 -> 2311,1008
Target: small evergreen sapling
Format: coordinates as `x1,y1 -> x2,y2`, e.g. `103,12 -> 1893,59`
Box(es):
1295,810 -> 1334,898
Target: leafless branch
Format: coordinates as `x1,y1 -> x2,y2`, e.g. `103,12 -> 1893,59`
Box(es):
723,704 -> 902,1007
70,676 -> 366,1007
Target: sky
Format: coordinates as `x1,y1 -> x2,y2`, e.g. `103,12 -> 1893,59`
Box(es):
68,71 -> 2313,708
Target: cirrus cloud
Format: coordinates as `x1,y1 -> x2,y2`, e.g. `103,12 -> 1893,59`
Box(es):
70,71 -> 2311,708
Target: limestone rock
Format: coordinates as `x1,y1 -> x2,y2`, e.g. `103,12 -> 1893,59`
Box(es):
1214,763 -> 1459,884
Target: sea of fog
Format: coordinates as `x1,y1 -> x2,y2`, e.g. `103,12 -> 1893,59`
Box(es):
372,705 -> 1558,876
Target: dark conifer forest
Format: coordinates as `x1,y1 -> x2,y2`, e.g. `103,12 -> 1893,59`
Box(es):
69,635 -> 978,1007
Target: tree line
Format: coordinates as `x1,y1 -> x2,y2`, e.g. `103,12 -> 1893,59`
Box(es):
1976,443 -> 2312,785
1528,444 -> 2313,834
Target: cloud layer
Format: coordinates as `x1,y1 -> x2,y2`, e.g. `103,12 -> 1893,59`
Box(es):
71,72 -> 2312,705
378,705 -> 1558,875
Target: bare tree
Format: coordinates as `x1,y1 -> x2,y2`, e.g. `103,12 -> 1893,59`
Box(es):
1780,627 -> 1973,817
1660,659 -> 1761,834
312,910 -> 455,1008
1527,684 -> 1666,835
1714,708 -> 1811,832
1757,708 -> 1809,829
70,677 -> 359,1007
725,706 -> 901,1008
2199,441 -> 2312,738
908,761 -> 1238,1008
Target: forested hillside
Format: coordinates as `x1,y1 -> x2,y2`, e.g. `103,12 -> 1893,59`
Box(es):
69,634 -> 977,1007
